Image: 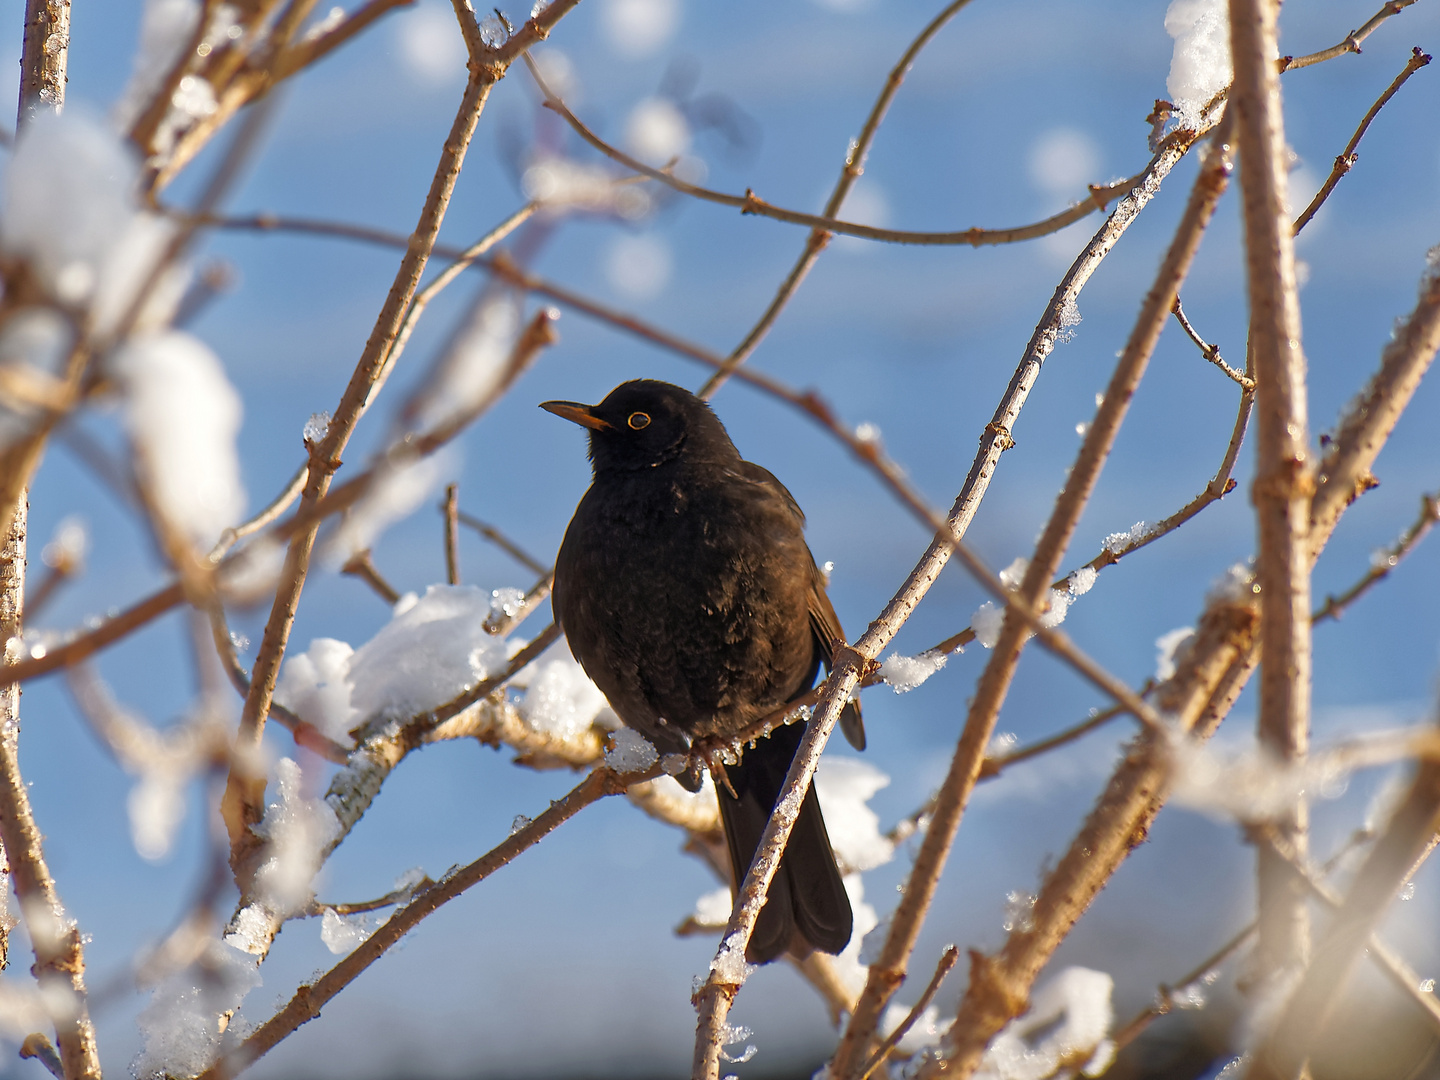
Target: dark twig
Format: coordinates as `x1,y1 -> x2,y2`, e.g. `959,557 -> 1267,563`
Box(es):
443,485 -> 461,586
340,550 -> 402,606
1292,47 -> 1431,234
456,511 -> 549,576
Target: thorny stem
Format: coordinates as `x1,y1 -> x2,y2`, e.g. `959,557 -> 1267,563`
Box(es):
1291,47 -> 1431,234
832,107 -> 1232,1080
1231,0 -> 1314,987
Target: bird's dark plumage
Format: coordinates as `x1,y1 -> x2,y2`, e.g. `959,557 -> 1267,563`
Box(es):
545,379 -> 863,963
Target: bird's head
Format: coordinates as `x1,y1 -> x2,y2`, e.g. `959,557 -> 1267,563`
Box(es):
541,379 -> 738,473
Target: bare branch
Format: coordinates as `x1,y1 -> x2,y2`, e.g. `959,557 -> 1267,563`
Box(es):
202,763 -> 658,1080
1292,47 -> 1431,234
442,484 -> 461,586
1172,298 -> 1253,389
1277,0 -> 1419,71
1231,0 -> 1315,985
858,946 -> 960,1080
1314,489 -> 1440,624
340,550 -> 402,605
837,106 -> 1236,1080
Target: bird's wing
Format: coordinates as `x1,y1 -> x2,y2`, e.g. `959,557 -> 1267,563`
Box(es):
808,577 -> 866,751
738,461 -> 866,751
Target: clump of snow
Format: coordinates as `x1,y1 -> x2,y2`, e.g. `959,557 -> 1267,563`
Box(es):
1168,734 -> 1350,822
854,421 -> 881,444
488,587 -> 527,623
827,873 -> 880,998
274,638 -> 356,745
1068,566 -> 1097,597
988,731 -> 1019,758
2,111 -> 186,334
605,727 -> 657,772
1208,560 -> 1257,604
814,757 -> 895,873
1165,0 -> 1232,130
523,154 -> 652,218
717,1023 -> 756,1065
302,411 -> 330,445
132,939 -> 261,1080
114,0 -> 201,131
973,601 -> 1005,649
1154,626 -> 1196,681
319,908 -> 372,955
129,768 -> 188,862
1056,297 -> 1082,344
977,967 -> 1115,1080
275,585 -> 514,734
519,638 -> 608,740
111,331 -> 245,548
878,651 -> 947,693
0,308 -> 73,450
248,757 -> 341,922
999,557 -> 1028,589
327,447 -> 456,563
1102,521 -> 1151,555
692,886 -> 732,928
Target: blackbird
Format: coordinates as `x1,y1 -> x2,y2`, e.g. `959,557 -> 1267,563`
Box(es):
543,379 -> 864,963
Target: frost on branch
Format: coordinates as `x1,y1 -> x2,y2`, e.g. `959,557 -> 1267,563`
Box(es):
226,757 -> 341,954
1154,626 -> 1196,681
878,650 -> 947,693
133,939 -> 261,1080
977,966 -> 1116,1080
605,727 -> 657,772
111,331 -> 246,548
1165,0 -> 1232,130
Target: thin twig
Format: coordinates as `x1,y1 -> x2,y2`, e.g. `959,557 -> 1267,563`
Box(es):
1108,922 -> 1257,1057
1172,298 -> 1253,390
528,56 -> 1151,250
858,946 -> 960,1080
1292,47 -> 1431,234
1277,0 -> 1419,71
0,499 -> 101,1080
841,107 -> 1235,1080
199,762 -> 659,1080
1314,490 -> 1440,623
339,550 -> 402,605
442,485 -> 461,586
456,510 -> 549,576
220,3 -> 502,885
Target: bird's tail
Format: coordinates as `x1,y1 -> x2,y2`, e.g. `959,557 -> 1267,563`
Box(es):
716,721 -> 853,964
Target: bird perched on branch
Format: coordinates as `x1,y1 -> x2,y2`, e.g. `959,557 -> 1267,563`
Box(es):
543,379 -> 864,963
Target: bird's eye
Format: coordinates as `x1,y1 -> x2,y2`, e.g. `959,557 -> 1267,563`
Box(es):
627,411 -> 651,430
